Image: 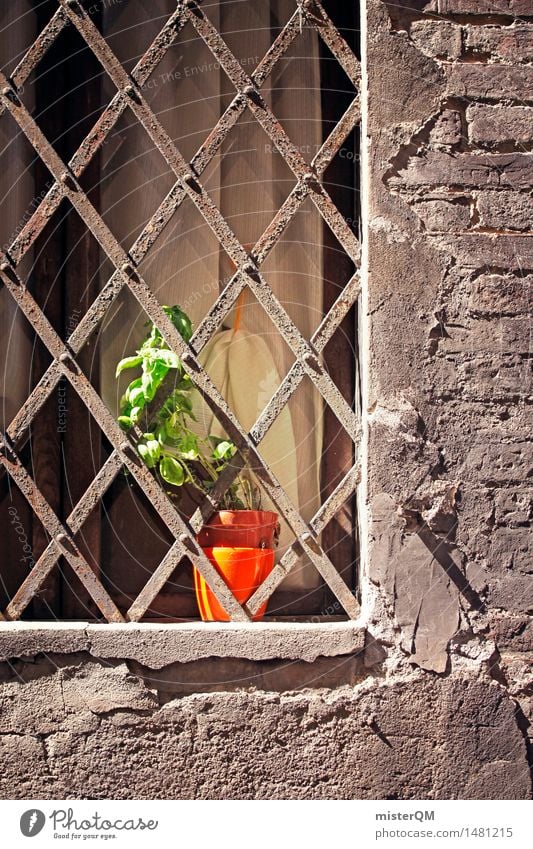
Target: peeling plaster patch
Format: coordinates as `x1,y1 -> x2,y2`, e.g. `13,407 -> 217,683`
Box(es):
404,479 -> 460,537
368,395 -> 466,675
371,493 -> 462,674
369,215 -> 408,243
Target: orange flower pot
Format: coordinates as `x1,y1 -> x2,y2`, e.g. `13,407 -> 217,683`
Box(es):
195,510 -> 279,622
197,509 -> 279,549
194,546 -> 275,621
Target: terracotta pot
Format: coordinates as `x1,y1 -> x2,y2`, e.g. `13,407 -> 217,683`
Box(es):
194,546 -> 275,622
197,509 -> 279,549
195,510 -> 279,622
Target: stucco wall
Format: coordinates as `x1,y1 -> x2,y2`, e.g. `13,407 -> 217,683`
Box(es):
1,0 -> 531,799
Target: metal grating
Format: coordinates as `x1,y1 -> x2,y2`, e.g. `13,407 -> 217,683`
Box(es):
0,0 -> 361,623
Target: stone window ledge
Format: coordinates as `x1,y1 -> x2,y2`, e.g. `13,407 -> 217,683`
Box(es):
0,621 -> 365,668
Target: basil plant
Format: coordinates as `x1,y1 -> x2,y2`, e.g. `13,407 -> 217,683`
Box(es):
115,305 -> 260,511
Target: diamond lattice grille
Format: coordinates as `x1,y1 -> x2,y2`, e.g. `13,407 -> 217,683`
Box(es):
0,0 -> 361,623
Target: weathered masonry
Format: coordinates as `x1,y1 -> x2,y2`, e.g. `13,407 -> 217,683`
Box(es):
0,0 -> 531,800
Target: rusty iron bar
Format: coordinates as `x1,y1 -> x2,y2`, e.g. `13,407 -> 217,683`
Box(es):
0,434 -> 124,622
127,541 -> 185,622
119,264 -> 360,620
6,1 -> 304,268
246,462 -> 361,616
0,6 -> 68,120
250,273 -> 360,449
312,1 -> 361,87
0,0 -> 362,620
0,259 -> 251,622
186,3 -> 360,263
3,94 -> 249,476
310,463 -> 361,535
313,97 -> 361,177
189,452 -> 249,534
250,362 -> 306,447
48,8 -> 361,452
312,272 -> 361,352
189,270 -> 247,355
9,5 -> 189,265
4,452 -> 123,621
65,451 -> 123,530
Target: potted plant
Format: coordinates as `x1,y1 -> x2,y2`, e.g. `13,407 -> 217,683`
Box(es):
115,305 -> 279,621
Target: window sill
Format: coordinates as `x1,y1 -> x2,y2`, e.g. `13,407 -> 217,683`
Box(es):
0,621 -> 365,667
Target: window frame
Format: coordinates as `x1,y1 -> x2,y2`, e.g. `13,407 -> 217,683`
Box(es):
0,0 -> 363,642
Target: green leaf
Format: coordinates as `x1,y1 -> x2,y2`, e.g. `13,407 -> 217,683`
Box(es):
120,378 -> 143,412
148,349 -> 181,369
212,440 -> 237,462
129,405 -> 143,423
128,385 -> 145,407
159,456 -> 185,487
175,374 -> 193,391
173,392 -> 193,414
163,305 -> 193,342
115,355 -> 142,377
137,439 -> 161,469
118,415 -> 133,430
141,359 -> 168,402
176,433 -> 199,460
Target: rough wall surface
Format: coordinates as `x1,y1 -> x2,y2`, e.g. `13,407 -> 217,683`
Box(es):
365,0 -> 532,779
0,654 -> 529,799
1,0 -> 532,799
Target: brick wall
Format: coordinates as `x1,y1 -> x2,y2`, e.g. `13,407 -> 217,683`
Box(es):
367,0 -> 532,778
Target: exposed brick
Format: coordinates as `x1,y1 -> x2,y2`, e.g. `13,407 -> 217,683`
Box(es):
413,198 -> 472,231
390,151 -> 533,191
488,527 -> 532,574
430,110 -> 463,147
495,487 -> 533,525
465,25 -> 533,64
476,190 -> 533,231
410,21 -> 463,60
441,317 -> 531,353
439,234 -> 533,270
446,65 -> 533,103
431,1 -> 533,14
428,355 -> 494,401
468,273 -> 532,317
490,615 -> 533,652
467,105 -> 533,147
488,573 -> 533,613
465,441 -> 533,484
440,353 -> 532,401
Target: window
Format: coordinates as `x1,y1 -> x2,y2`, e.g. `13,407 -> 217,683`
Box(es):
0,0 -> 361,627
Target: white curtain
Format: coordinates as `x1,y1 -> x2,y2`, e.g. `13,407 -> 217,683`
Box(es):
100,0 -> 323,590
